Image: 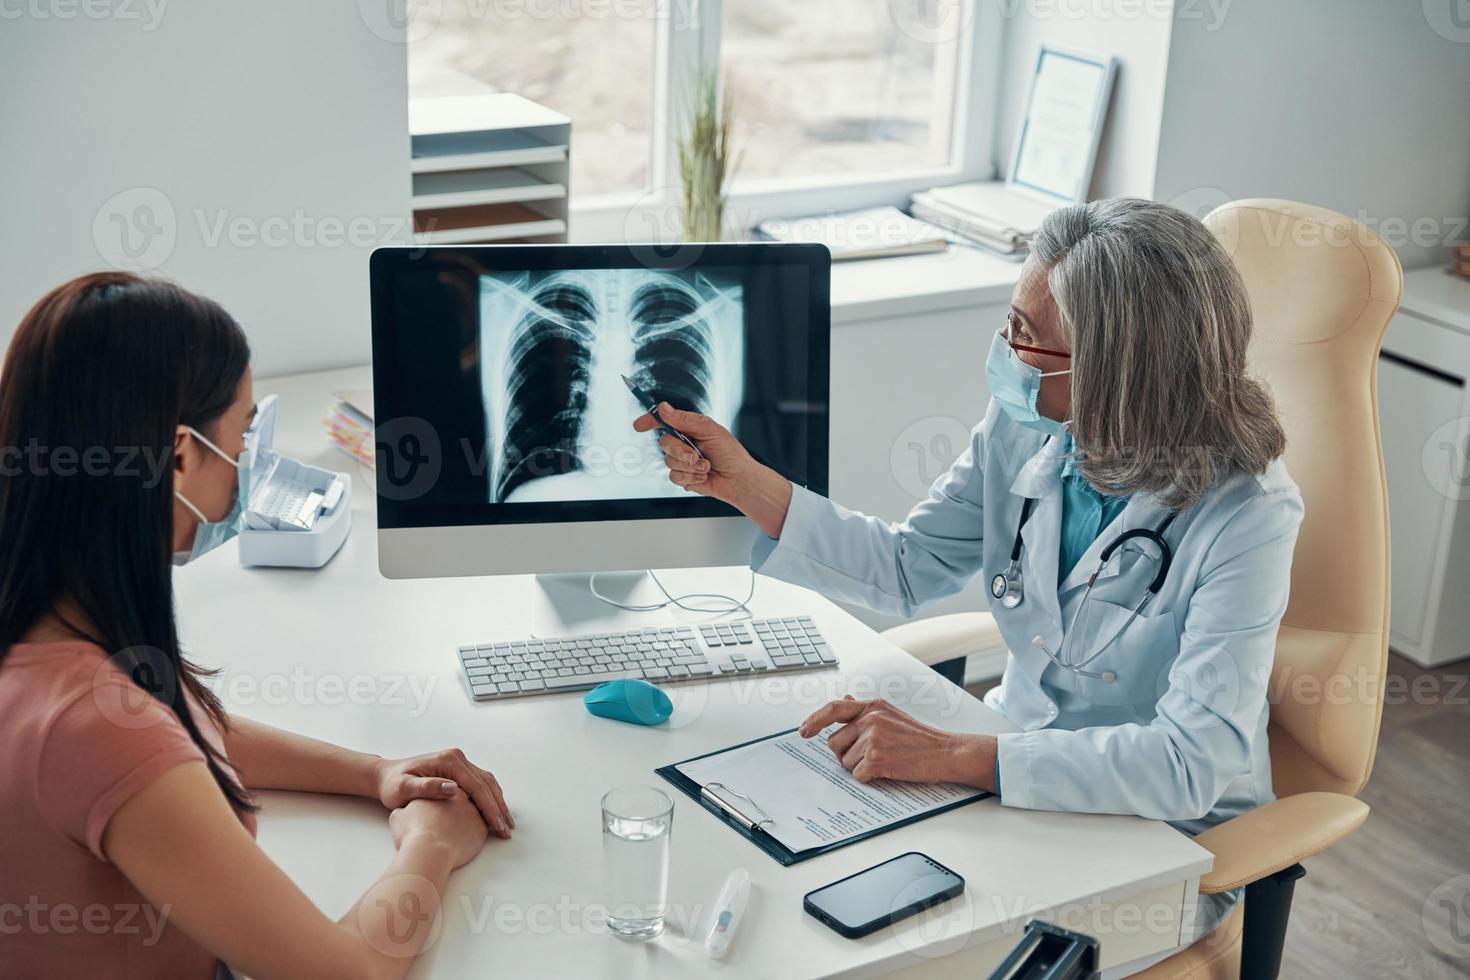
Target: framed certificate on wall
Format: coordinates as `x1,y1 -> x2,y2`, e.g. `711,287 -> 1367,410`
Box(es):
1007,44 -> 1117,207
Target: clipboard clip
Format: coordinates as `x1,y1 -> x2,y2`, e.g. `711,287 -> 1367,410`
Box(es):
701,782 -> 775,833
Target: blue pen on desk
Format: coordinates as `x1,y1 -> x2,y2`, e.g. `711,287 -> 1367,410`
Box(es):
621,373 -> 706,461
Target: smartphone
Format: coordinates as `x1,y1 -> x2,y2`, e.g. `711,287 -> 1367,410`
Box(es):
803,852 -> 965,939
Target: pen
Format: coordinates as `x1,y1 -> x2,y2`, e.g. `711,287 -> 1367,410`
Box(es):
704,868 -> 751,959
621,373 -> 706,461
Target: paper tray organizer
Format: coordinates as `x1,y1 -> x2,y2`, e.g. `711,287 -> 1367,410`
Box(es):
236,395 -> 352,568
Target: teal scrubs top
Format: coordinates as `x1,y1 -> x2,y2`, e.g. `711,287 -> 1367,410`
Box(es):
1057,434 -> 1131,582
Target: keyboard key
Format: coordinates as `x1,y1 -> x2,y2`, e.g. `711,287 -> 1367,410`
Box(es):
669,665 -> 690,678
497,682 -> 519,695
545,668 -> 642,690
645,666 -> 670,679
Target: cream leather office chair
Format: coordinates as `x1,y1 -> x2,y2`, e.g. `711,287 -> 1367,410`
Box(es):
884,199 -> 1401,978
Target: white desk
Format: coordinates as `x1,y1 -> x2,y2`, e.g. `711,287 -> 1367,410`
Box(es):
174,366 -> 1211,979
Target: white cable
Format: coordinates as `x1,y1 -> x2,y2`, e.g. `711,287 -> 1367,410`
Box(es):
587,568 -> 756,619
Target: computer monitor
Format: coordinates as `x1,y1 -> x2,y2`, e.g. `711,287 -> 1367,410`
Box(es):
369,243 -> 830,581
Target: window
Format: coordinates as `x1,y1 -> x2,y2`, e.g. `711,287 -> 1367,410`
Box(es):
723,1 -> 958,183
407,0 -> 656,198
407,0 -> 991,226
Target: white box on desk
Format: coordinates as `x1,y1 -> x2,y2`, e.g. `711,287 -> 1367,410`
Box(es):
236,394 -> 353,569
238,468 -> 352,568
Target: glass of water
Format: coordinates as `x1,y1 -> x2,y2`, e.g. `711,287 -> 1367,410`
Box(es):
601,785 -> 673,941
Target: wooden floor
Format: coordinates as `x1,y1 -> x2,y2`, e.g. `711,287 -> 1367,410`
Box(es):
968,653 -> 1470,979
1280,654 -> 1470,980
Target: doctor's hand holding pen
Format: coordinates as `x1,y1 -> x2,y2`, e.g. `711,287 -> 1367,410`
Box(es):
632,403 -> 794,539
632,404 -> 1002,795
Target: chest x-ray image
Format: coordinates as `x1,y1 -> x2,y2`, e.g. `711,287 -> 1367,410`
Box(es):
479,269 -> 746,503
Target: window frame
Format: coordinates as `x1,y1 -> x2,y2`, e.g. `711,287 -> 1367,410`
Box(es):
571,0 -> 1002,242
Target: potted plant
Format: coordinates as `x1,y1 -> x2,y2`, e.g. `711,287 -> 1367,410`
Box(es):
678,71 -> 739,242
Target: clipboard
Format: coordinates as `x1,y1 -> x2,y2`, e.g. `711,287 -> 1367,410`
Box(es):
655,728 -> 991,866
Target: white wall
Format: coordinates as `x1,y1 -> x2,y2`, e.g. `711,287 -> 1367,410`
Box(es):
992,0 -> 1176,199
0,3 -> 413,376
827,300 -> 1006,637
1152,0 -> 1470,270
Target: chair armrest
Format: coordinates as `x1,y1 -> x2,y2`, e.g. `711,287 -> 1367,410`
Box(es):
880,612 -> 1006,668
1195,792 -> 1369,894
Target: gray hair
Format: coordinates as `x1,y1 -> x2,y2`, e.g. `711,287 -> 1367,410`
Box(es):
1031,197 -> 1286,510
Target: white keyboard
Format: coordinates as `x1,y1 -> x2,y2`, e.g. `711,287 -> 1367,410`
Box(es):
456,616 -> 838,701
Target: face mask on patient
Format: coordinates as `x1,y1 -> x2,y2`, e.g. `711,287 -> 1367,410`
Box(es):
173,427 -> 251,565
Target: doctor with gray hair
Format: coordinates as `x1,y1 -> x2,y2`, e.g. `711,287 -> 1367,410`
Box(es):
633,197 -> 1303,938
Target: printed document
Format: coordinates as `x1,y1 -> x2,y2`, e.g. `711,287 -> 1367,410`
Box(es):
676,727 -> 985,853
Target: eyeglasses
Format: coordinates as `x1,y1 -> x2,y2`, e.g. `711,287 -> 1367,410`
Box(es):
1002,318 -> 1071,360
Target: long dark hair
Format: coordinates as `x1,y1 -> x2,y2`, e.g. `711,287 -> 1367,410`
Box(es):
0,272 -> 256,812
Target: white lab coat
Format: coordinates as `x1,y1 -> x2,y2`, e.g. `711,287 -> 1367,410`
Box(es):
752,400 -> 1304,937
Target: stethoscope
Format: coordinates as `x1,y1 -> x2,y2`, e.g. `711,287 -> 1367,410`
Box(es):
990,497 -> 1178,682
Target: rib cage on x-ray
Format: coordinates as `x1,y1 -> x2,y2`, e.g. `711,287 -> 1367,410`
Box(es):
480,269 -> 744,503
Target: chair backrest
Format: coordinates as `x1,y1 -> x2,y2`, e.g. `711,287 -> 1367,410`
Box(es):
1203,199 -> 1401,798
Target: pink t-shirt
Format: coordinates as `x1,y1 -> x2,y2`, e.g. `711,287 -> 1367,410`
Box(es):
0,641 -> 257,979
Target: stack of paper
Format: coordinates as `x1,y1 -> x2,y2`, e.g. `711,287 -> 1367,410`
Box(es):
322,389 -> 374,469
756,206 -> 949,262
909,181 -> 1056,259
675,727 -> 984,855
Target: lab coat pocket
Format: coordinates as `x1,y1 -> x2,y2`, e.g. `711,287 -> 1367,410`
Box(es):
1066,597 -> 1179,707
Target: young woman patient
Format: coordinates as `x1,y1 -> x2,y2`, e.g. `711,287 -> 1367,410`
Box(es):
0,272 -> 512,979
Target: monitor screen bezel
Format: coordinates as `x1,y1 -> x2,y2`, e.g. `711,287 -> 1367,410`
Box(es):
369,242 -> 831,531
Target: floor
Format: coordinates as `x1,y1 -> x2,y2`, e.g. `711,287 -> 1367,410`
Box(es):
1281,655 -> 1470,979
967,653 -> 1470,979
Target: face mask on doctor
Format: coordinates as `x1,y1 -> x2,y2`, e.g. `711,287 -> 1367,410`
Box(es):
173,426 -> 251,565
984,318 -> 1073,439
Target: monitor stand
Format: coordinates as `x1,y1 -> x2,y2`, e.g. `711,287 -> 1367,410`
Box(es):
529,570 -> 670,638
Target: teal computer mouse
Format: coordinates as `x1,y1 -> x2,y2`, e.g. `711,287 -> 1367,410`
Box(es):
583,678 -> 673,726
